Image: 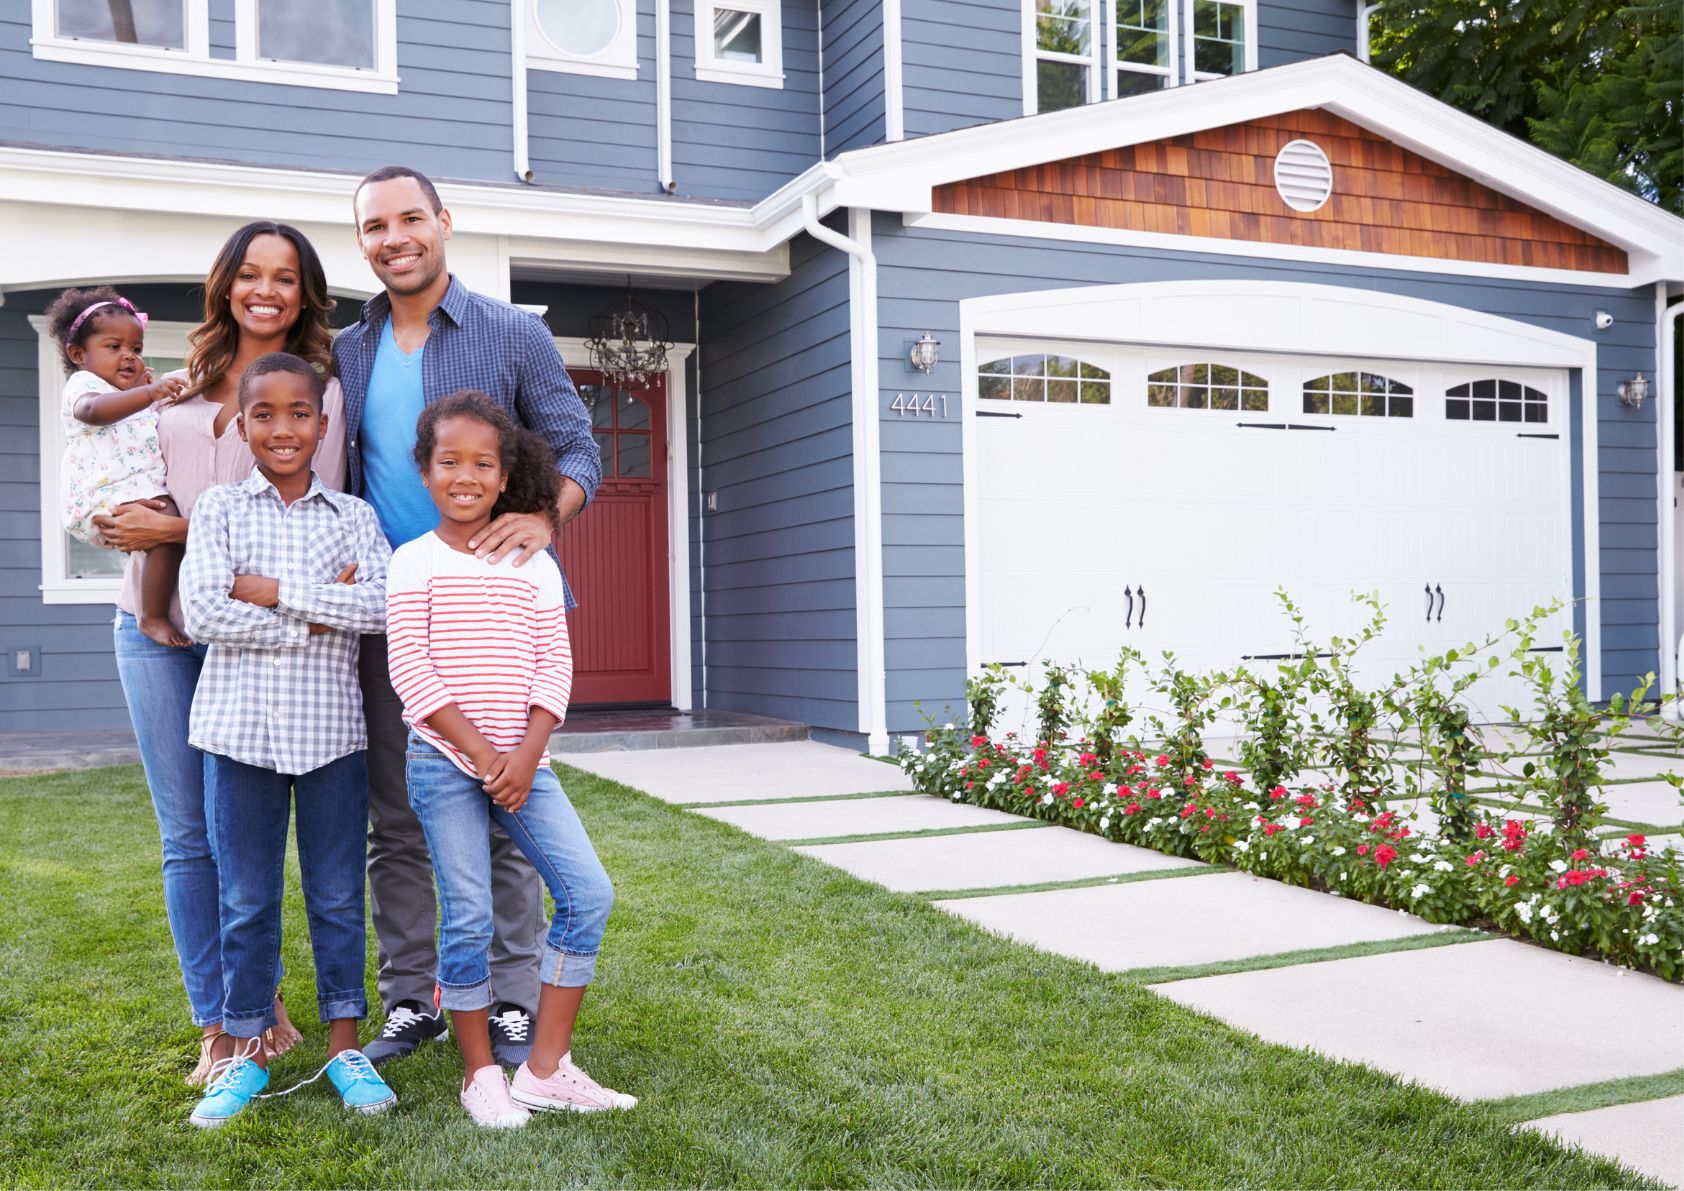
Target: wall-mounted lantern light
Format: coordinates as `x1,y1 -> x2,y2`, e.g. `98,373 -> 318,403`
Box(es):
908,332 -> 940,374
1617,373 -> 1649,409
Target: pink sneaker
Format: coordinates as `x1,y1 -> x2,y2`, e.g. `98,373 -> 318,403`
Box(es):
510,1055 -> 637,1113
461,1064 -> 530,1129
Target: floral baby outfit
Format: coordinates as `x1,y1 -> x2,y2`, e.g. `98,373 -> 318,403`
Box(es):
60,369 -> 168,547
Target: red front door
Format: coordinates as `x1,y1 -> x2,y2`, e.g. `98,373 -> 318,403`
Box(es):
557,372 -> 672,706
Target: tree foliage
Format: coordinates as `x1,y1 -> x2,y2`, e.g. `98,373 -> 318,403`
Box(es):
1371,0 -> 1682,215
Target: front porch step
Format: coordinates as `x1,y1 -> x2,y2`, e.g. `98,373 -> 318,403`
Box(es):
550,708 -> 808,753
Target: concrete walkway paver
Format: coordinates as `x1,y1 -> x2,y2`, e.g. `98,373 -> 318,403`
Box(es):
796,825 -> 1202,892
936,870 -> 1441,972
561,740 -> 912,803
1154,939 -> 1684,1099
1523,1095 -> 1684,1189
695,794 -> 1023,840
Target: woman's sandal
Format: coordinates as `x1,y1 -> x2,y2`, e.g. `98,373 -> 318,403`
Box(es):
187,1026 -> 226,1087
262,990 -> 303,1060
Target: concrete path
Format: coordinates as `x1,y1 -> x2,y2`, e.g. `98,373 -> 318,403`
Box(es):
564,735 -> 1684,1187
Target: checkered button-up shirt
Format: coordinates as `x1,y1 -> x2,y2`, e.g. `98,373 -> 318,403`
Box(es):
181,470 -> 392,775
332,275 -> 600,608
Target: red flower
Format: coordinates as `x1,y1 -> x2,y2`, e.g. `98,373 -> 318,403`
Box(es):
1295,793 -> 1318,808
1089,770 -> 1103,782
1179,805 -> 1196,819
1270,785 -> 1287,801
1204,806 -> 1217,818
1079,751 -> 1097,766
1465,851 -> 1485,866
1073,797 -> 1085,808
1201,758 -> 1215,770
971,735 -> 989,748
1117,783 -> 1134,799
1504,874 -> 1520,887
1128,764 -> 1145,776
1571,848 -> 1590,861
1263,822 -> 1281,836
1053,783 -> 1069,796
978,759 -> 991,769
1629,890 -> 1646,905
1627,833 -> 1647,847
1299,816 -> 1315,827
1475,822 -> 1495,840
1357,844 -> 1370,856
1224,771 -> 1241,785
1146,788 -> 1163,800
1374,844 -> 1398,869
1155,754 -> 1169,767
964,781 -> 975,790
1124,802 -> 1141,815
1184,774 -> 1197,786
1200,824 -> 1212,833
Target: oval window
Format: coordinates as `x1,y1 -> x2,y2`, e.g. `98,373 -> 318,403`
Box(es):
536,0 -> 621,57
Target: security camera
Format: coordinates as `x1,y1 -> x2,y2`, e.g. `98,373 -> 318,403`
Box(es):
1594,310 -> 1614,330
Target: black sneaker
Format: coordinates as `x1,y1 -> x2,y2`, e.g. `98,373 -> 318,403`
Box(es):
488,1003 -> 533,1067
363,1000 -> 448,1066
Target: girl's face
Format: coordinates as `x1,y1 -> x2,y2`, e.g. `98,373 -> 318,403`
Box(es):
425,415 -> 505,529
68,312 -> 145,389
228,233 -> 304,342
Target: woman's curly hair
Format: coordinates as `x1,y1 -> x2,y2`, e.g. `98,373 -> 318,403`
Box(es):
413,390 -> 560,530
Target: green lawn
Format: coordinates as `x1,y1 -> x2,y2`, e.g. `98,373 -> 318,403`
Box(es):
0,764 -> 1655,1189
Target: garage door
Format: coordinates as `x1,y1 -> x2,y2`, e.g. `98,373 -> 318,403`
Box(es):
973,339 -> 1573,734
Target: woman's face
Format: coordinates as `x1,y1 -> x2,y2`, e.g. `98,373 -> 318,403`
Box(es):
228,233 -> 304,342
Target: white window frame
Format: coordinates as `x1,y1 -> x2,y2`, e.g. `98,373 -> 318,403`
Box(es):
694,0 -> 784,89
29,0 -> 399,94
1023,0 -> 1102,115
1183,0 -> 1257,81
30,315 -> 192,605
1108,0 -> 1179,96
527,0 -> 640,81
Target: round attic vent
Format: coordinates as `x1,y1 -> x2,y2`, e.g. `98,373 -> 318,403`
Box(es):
1273,139 -> 1334,212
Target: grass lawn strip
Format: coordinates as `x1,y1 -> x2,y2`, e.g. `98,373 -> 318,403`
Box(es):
1,762 -> 1656,1189
1478,1069 -> 1684,1127
919,864 -> 1229,901
681,789 -> 917,810
1130,928 -> 1497,985
777,820 -> 1050,847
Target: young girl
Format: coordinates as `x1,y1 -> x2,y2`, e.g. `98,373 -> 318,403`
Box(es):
47,287 -> 189,647
387,390 -> 633,1129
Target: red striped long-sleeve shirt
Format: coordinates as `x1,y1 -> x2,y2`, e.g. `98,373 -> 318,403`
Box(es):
386,531 -> 572,778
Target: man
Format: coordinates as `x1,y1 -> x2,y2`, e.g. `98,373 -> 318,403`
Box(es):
334,165 -> 600,1067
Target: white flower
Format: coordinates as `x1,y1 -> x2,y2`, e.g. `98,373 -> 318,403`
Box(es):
1550,859 -> 1568,873
1516,903 -> 1534,923
1302,837 -> 1316,847
1433,860 -> 1454,873
1234,839 -> 1250,853
1412,882 -> 1432,900
1039,793 -> 1054,806
943,722 -> 955,730
1103,783 -> 1118,796
1099,816 -> 1112,832
1550,929 -> 1560,940
1331,846 -> 1347,856
1639,932 -> 1660,946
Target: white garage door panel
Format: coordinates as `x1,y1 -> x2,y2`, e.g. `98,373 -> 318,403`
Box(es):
975,344 -> 1572,728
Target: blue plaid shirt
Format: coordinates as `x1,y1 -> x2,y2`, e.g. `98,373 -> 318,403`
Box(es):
333,275 -> 599,606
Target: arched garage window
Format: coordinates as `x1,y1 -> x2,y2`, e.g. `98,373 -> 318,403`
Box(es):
1147,363 -> 1267,410
1446,379 -> 1548,423
978,354 -> 1111,403
1303,371 -> 1414,417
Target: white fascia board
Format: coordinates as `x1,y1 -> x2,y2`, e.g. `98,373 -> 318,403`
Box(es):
823,55 -> 1684,279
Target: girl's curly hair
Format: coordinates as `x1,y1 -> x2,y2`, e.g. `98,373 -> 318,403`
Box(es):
44,286 -> 134,374
413,390 -> 561,530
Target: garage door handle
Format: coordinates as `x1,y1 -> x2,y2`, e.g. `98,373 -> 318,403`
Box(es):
1286,423 -> 1337,432
1124,587 -> 1134,629
1517,432 -> 1559,440
1425,583 -> 1434,622
1435,584 -> 1445,622
1237,421 -> 1288,430
1137,585 -> 1147,628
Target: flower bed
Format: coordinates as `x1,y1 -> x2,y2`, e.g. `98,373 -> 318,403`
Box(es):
901,601 -> 1684,981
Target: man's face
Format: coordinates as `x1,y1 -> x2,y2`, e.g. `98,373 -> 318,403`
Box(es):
354,177 -> 452,298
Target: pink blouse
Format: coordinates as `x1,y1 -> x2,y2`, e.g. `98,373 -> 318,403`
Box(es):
117,376 -> 348,628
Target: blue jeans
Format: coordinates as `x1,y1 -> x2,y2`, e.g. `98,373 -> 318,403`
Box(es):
208,750 -> 371,1038
112,611 -> 223,1026
405,737 -> 613,1011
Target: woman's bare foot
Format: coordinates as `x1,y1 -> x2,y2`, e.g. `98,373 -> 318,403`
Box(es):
262,991 -> 302,1059
138,615 -> 192,648
187,1024 -> 225,1087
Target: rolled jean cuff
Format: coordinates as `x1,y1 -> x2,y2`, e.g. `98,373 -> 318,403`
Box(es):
223,1006 -> 278,1040
540,944 -> 598,989
190,1010 -> 224,1029
318,991 -> 369,1023
438,977 -> 493,1013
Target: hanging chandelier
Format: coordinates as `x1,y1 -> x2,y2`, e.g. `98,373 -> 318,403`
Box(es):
585,280 -> 672,389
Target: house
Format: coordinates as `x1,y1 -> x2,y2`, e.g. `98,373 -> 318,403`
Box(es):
3,1 -> 1681,753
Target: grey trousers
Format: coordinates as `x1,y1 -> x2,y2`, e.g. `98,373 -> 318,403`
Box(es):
360,633 -> 544,1015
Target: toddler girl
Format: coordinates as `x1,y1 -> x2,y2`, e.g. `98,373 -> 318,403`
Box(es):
47,287 -> 189,647
386,390 -> 634,1129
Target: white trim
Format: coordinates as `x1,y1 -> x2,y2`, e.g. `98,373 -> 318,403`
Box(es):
906,212 -> 1641,289
1183,0 -> 1258,81
511,0 -> 533,183
1023,0 -> 1102,115
527,0 -> 639,80
30,314 -> 193,605
31,0 -> 400,94
958,280 -> 1605,700
657,0 -> 675,190
695,0 -> 785,88
1656,289 -> 1680,708
883,0 -> 904,140
551,336 -> 696,712
801,196 -> 889,754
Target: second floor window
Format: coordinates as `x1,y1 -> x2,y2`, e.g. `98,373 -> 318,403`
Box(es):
1188,0 -> 1250,78
252,0 -> 376,71
696,0 -> 785,87
1030,0 -> 1100,113
54,0 -> 186,49
1114,0 -> 1174,95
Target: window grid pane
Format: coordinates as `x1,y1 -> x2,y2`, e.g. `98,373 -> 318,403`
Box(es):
1302,372 -> 1414,418
714,7 -> 763,62
1116,0 -> 1170,67
258,0 -> 376,68
1037,0 -> 1092,53
979,354 -> 1110,404
1445,380 -> 1548,423
57,0 -> 186,47
1147,363 -> 1268,410
1191,0 -> 1244,75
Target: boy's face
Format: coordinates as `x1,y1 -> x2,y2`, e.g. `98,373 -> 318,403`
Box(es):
237,372 -> 327,482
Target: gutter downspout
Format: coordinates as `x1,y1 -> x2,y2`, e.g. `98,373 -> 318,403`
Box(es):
657,0 -> 675,192
802,192 -> 890,756
883,0 -> 904,141
1658,292 -> 1682,715
1357,2 -> 1380,62
511,0 -> 534,182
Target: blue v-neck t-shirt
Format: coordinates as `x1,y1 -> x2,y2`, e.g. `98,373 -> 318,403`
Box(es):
361,319 -> 439,549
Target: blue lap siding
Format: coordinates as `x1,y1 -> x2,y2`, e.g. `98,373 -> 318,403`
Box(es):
696,229 -> 859,732
1258,0 -> 1361,67
821,0 -> 886,154
901,0 -> 1022,137
869,216 -> 1660,731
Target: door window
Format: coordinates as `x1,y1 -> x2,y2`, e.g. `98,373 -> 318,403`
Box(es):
581,382 -> 656,477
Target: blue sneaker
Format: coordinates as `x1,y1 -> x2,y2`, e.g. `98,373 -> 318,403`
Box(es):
326,1049 -> 397,1114
189,1048 -> 269,1129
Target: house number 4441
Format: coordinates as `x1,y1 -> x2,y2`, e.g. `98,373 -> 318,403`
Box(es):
889,393 -> 950,418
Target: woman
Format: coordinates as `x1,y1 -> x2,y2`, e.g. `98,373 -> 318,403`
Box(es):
95,221 -> 349,1084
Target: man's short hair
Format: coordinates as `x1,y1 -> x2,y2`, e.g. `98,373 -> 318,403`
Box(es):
355,165 -> 443,215
238,352 -> 327,409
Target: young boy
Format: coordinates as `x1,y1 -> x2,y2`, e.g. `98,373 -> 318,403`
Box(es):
180,352 -> 395,1128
